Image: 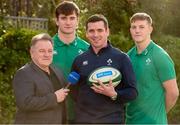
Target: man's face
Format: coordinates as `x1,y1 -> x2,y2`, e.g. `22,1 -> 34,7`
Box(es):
86,21 -> 109,50
56,11 -> 78,35
30,40 -> 53,69
130,20 -> 153,44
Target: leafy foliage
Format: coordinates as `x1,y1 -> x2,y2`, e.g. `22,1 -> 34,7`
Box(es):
76,0 -> 133,35
0,28 -> 40,123
109,32 -> 133,52
136,0 -> 180,37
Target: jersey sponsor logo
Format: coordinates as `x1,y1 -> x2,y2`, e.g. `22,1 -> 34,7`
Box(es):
82,60 -> 88,66
96,71 -> 113,78
107,58 -> 112,65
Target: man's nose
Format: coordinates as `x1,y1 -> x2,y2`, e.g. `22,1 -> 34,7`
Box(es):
93,31 -> 99,37
65,18 -> 71,25
135,27 -> 140,33
44,51 -> 50,56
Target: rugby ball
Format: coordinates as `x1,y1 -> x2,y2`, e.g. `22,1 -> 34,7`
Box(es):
88,66 -> 122,87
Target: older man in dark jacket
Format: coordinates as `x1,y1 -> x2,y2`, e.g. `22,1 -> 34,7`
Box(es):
12,33 -> 69,124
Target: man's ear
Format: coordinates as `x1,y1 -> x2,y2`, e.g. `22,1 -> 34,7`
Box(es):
76,17 -> 79,29
150,25 -> 153,34
29,47 -> 34,58
107,27 -> 110,37
85,31 -> 88,38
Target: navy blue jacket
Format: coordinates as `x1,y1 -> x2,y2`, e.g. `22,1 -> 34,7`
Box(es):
71,42 -> 137,123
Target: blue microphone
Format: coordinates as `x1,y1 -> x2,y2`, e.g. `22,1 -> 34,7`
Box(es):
65,71 -> 80,88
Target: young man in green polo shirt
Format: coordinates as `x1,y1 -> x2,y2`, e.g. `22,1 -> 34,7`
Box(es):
126,12 -> 179,124
52,1 -> 89,123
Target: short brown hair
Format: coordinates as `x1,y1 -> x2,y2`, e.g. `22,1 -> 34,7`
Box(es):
86,14 -> 109,30
130,12 -> 152,25
31,33 -> 53,47
55,1 -> 80,18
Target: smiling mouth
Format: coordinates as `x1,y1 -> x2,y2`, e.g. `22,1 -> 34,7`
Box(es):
92,37 -> 100,41
92,40 -> 100,43
65,27 -> 72,28
135,34 -> 141,36
43,59 -> 50,60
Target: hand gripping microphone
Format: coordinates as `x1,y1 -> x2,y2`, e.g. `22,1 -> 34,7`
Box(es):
65,71 -> 80,89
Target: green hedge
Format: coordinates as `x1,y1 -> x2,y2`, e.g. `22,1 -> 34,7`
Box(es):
0,28 -> 40,123
0,28 -> 179,123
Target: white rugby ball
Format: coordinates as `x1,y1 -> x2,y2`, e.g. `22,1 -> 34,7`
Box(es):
88,66 -> 122,87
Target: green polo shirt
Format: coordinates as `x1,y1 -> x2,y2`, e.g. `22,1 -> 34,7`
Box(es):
126,41 -> 176,124
52,33 -> 89,121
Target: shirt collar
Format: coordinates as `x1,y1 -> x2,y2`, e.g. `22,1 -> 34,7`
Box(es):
54,33 -> 78,47
135,40 -> 154,56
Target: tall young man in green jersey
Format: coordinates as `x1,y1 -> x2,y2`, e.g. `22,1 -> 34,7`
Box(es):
52,1 -> 89,123
126,12 -> 179,124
